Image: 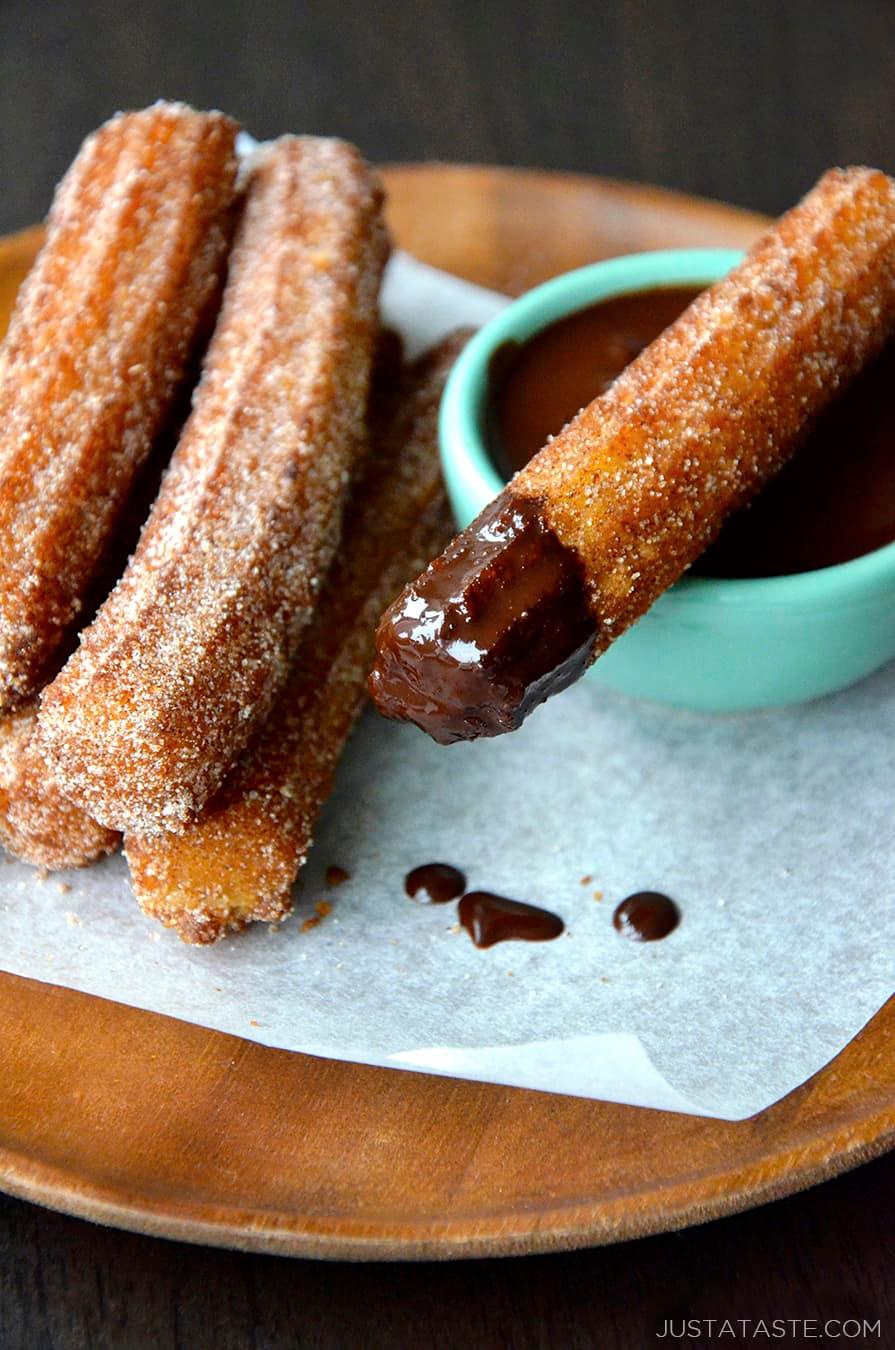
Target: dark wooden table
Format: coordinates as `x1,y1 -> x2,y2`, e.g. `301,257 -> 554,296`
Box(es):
1,1155 -> 892,1347
1,0 -> 894,1344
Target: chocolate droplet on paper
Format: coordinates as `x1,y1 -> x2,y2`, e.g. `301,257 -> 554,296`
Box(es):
612,891 -> 681,942
459,891 -> 564,948
405,862 -> 467,905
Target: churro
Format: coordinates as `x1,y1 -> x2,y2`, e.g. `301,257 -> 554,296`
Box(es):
371,167 -> 895,742
0,704 -> 118,870
40,136 -> 388,835
125,335 -> 466,942
0,102 -> 239,709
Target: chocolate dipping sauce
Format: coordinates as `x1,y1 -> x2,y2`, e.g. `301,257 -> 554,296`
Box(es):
405,862 -> 466,904
612,891 -> 681,942
489,287 -> 895,576
491,287 -> 703,477
459,891 -> 565,948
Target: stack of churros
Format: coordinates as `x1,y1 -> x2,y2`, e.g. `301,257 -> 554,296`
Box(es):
40,132 -> 390,833
4,102 -> 895,943
0,101 -> 240,870
126,336 -> 465,941
0,101 -> 468,939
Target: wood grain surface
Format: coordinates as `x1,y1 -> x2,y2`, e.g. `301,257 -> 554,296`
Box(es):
0,168 -> 892,1270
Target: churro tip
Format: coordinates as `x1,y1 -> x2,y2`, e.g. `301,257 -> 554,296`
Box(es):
0,704 -> 120,870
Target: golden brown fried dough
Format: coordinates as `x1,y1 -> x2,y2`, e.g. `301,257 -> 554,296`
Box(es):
41,136 -> 388,834
125,335 -> 467,942
0,102 -> 239,709
0,704 -> 118,869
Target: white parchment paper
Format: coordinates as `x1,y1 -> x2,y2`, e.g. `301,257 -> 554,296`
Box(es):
0,253 -> 892,1121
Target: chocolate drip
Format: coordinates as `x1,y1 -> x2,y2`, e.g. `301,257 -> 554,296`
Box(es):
612,891 -> 681,941
458,891 -> 565,948
369,490 -> 597,743
405,862 -> 466,904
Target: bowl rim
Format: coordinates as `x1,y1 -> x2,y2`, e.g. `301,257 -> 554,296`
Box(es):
438,247 -> 895,609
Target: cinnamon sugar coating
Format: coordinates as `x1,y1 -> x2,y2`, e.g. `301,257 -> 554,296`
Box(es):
40,136 -> 389,835
0,102 -> 239,709
517,167 -> 895,647
125,335 -> 466,943
0,704 -> 118,869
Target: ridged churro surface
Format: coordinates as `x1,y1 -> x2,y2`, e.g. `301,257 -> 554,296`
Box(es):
517,167 -> 895,633
125,335 -> 465,943
0,102 -> 239,709
41,136 -> 388,835
0,704 -> 119,870
371,168 -> 895,742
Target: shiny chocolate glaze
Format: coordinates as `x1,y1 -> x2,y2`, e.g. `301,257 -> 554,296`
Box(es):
369,490 -> 597,743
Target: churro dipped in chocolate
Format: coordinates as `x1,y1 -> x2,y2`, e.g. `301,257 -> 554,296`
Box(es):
125,335 -> 465,943
0,705 -> 118,870
0,102 -> 239,710
371,168 -> 895,743
41,136 -> 388,835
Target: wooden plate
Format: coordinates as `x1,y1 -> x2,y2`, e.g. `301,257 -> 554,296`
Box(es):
0,166 -> 892,1261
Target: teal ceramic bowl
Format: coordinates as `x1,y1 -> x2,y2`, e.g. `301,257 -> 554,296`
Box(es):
439,248 -> 895,712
